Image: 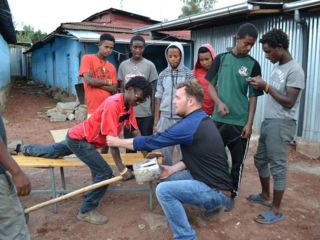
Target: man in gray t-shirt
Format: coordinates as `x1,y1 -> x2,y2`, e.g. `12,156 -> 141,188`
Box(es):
118,35 -> 158,139
247,29 -> 305,225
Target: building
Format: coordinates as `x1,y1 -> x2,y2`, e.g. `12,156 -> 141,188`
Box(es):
0,0 -> 16,111
133,0 -> 320,151
26,8 -> 192,95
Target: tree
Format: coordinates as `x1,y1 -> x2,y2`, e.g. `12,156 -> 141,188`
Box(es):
16,25 -> 47,44
179,0 -> 218,17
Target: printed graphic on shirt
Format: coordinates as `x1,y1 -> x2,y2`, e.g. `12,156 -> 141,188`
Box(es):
125,72 -> 145,84
238,66 -> 249,77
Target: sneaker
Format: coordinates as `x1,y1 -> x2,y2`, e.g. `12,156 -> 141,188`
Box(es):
7,139 -> 23,155
224,198 -> 235,212
77,210 -> 108,225
202,205 -> 225,220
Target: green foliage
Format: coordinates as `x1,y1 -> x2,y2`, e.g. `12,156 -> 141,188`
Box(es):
180,0 -> 218,17
16,25 -> 47,44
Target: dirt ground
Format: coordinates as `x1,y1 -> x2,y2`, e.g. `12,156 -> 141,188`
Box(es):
3,80 -> 320,240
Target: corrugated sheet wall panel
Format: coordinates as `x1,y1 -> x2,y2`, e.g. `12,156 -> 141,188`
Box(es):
9,47 -> 27,77
192,13 -> 319,142
303,16 -> 320,141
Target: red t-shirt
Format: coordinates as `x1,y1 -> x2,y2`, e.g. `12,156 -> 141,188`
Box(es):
79,54 -> 117,114
68,93 -> 138,148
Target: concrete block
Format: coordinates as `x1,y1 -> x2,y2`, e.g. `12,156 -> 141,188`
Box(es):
50,112 -> 67,122
56,102 -> 79,114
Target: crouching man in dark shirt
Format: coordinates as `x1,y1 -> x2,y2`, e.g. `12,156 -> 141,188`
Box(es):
107,81 -> 232,240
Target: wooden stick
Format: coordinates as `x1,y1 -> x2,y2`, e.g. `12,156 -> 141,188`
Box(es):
25,175 -> 123,214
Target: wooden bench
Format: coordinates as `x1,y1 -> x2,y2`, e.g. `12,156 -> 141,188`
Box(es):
12,153 -> 155,212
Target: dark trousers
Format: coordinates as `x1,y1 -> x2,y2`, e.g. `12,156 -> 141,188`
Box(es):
124,116 -> 153,153
214,121 -> 249,196
65,134 -> 113,213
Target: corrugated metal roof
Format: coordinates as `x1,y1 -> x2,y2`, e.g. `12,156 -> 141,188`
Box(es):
133,0 -> 320,33
66,30 -> 189,45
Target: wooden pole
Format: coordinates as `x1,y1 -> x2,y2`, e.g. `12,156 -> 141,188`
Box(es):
25,175 -> 123,214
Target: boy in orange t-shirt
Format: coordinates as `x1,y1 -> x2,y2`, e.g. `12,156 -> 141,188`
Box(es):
79,33 -> 117,115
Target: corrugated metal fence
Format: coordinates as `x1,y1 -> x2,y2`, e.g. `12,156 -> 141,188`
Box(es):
192,13 -> 320,142
9,46 -> 31,79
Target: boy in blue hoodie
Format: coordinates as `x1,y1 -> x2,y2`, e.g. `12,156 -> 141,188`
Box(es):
153,42 -> 194,165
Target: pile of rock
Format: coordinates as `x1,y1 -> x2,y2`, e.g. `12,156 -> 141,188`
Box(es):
46,102 -> 87,122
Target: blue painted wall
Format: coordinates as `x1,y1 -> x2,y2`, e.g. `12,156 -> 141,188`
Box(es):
32,36 -> 121,95
0,35 -> 11,89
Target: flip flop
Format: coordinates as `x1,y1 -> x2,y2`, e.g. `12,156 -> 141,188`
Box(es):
247,193 -> 272,207
255,210 -> 285,224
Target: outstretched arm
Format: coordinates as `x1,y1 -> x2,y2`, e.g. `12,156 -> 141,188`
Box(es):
107,136 -> 134,150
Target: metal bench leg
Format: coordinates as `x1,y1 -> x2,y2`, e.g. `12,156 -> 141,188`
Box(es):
149,181 -> 153,210
60,167 -> 66,191
49,168 -> 58,213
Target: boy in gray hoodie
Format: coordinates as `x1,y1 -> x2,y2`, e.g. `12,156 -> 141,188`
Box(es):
153,42 -> 194,165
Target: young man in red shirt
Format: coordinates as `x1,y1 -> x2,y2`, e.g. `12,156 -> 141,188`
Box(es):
15,76 -> 152,225
66,76 -> 151,225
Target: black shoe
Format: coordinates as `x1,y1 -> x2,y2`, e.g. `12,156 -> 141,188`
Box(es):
202,205 -> 224,220
224,198 -> 235,212
8,139 -> 23,155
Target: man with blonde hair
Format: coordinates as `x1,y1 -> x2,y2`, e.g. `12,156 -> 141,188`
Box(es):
107,81 -> 232,240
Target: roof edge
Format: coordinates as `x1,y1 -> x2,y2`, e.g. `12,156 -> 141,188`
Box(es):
283,0 -> 320,11
133,3 -> 252,33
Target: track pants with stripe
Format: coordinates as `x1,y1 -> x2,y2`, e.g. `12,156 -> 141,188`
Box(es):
214,121 -> 249,197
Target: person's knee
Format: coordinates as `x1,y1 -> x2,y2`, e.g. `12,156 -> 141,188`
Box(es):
96,167 -> 113,180
254,157 -> 269,176
156,182 -> 170,200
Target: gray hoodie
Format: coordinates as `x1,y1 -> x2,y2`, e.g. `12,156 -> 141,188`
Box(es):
155,42 -> 194,119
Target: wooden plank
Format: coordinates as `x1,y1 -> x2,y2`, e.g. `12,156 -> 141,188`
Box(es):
12,153 -> 145,168
50,129 -> 69,143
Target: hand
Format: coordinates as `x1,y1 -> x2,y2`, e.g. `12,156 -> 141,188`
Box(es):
145,152 -> 163,159
159,165 -> 173,179
106,136 -> 120,147
121,168 -> 134,181
110,85 -> 117,94
241,123 -> 252,138
217,102 -> 229,117
12,170 -> 31,196
145,152 -> 164,165
247,76 -> 266,90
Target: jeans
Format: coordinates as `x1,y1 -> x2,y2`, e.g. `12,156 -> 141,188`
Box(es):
156,170 -> 230,240
156,116 -> 182,165
65,135 -> 113,213
22,140 -> 72,158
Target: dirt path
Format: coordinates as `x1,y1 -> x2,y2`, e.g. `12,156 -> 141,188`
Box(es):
3,81 -> 320,240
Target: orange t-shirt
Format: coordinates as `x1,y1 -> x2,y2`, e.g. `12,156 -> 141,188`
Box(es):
79,54 -> 117,114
